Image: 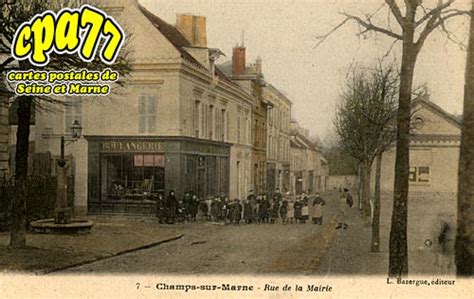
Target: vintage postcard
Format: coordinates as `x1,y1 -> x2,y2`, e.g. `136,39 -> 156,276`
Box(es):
0,0 -> 472,298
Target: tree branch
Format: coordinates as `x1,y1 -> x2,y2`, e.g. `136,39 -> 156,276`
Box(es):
416,9 -> 471,50
314,18 -> 351,49
341,12 -> 403,40
385,0 -> 404,27
415,0 -> 455,27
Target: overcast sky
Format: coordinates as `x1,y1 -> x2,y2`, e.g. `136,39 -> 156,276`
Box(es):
139,0 -> 471,141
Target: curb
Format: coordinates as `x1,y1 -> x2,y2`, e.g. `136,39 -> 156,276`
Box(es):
37,234 -> 184,275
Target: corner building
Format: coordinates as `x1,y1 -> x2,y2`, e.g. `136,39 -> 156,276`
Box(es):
32,0 -> 253,214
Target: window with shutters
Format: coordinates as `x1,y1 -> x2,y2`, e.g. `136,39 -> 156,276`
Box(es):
138,95 -> 156,133
222,109 -> 227,141
208,104 -> 214,140
193,100 -> 200,138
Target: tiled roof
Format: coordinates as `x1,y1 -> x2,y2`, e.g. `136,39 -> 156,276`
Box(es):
137,4 -> 241,89
137,3 -> 206,70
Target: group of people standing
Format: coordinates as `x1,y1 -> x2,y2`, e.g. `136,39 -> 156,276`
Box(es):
156,188 -> 329,226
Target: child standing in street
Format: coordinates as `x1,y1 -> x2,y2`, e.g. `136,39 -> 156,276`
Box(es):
312,193 -> 326,225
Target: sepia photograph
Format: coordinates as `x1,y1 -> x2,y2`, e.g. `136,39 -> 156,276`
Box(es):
0,0 -> 473,297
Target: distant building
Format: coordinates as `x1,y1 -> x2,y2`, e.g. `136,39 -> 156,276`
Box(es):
375,96 -> 461,197
264,84 -> 292,195
327,175 -> 357,191
290,121 -> 328,195
226,46 -> 271,196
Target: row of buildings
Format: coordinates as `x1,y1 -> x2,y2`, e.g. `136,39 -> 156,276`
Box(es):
0,0 -> 328,215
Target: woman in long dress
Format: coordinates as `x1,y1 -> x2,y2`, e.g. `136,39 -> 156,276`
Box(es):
336,188 -> 352,229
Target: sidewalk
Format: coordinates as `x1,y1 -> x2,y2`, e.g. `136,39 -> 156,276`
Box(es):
318,205 -> 387,275
318,193 -> 456,276
0,216 -> 183,274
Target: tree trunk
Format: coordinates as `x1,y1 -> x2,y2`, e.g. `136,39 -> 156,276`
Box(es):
362,159 -> 372,222
388,24 -> 419,275
372,152 -> 382,252
9,95 -> 31,249
456,4 -> 474,277
358,162 -> 363,211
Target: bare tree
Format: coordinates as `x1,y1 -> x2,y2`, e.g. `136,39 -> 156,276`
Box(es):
456,0 -> 474,277
0,0 -> 131,248
317,0 -> 470,277
334,63 -> 398,236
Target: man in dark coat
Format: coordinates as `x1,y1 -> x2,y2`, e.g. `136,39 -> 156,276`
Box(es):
243,200 -> 253,224
210,197 -> 220,222
294,198 -> 303,224
259,196 -> 270,223
156,193 -> 165,224
247,190 -> 257,223
189,194 -> 199,222
166,190 -> 178,224
232,199 -> 242,225
183,191 -> 192,221
270,199 -> 280,224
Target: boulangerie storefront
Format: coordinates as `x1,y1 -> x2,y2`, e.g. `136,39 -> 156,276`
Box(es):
86,136 -> 230,215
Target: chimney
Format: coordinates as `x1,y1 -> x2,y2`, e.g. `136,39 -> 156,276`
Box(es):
176,14 -> 207,47
232,46 -> 246,76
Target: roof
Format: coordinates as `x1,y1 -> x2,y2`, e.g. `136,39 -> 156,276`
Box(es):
137,4 -> 239,87
412,96 -> 462,128
290,139 -> 305,149
218,61 -> 233,77
265,83 -> 293,106
137,3 -> 206,71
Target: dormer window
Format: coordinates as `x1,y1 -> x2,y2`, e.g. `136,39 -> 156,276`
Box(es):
208,48 -> 225,76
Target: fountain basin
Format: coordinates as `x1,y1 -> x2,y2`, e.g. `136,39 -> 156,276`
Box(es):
30,218 -> 94,234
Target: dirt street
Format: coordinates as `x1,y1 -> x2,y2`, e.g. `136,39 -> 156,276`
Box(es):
59,194 -> 342,275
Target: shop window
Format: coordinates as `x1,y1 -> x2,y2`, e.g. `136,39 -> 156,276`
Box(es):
206,156 -> 217,195
185,155 -> 196,192
138,95 -> 156,133
104,154 -> 164,200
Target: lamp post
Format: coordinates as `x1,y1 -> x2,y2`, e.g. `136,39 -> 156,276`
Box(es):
54,120 -> 82,224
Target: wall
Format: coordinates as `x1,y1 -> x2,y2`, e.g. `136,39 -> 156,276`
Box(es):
328,175 -> 357,191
